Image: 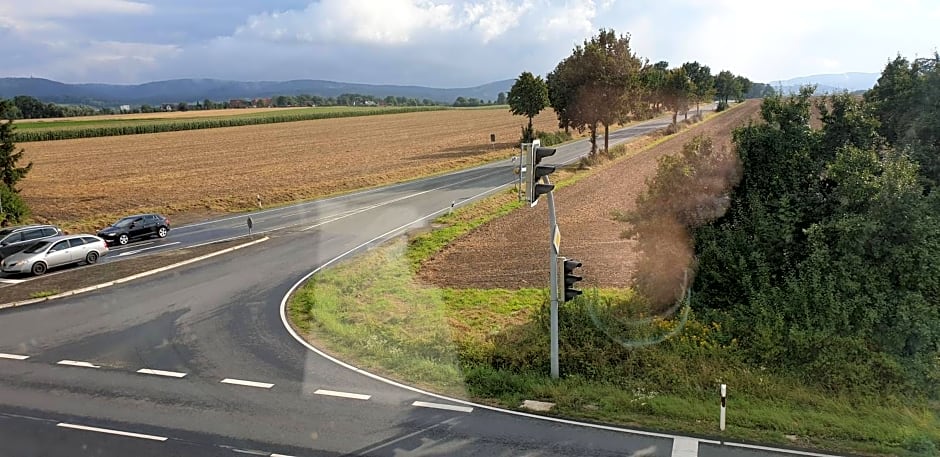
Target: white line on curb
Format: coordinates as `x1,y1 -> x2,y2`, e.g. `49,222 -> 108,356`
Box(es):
56,422 -> 167,441
0,353 -> 29,360
412,401 -> 473,413
0,236 -> 269,310
136,368 -> 187,378
220,378 -> 274,389
56,360 -> 100,369
314,389 -> 371,400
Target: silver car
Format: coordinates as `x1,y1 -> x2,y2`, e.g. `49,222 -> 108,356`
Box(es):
1,235 -> 109,276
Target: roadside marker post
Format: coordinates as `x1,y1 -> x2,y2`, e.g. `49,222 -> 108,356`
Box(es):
246,216 -> 253,236
720,384 -> 727,431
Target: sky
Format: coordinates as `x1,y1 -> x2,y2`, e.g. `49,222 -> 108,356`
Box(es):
0,0 -> 938,87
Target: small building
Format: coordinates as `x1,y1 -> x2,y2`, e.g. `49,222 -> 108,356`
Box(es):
119,105 -> 131,113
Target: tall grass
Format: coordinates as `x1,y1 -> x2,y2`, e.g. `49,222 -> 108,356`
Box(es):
15,106 -> 447,142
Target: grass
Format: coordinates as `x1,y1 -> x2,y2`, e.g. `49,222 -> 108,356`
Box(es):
288,103 -> 940,457
29,290 -> 58,299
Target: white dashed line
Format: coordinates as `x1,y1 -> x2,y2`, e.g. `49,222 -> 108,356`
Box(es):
137,368 -> 187,378
0,353 -> 30,360
56,422 -> 168,441
220,378 -> 274,389
270,454 -> 298,457
231,449 -> 269,456
314,389 -> 371,400
412,401 -> 473,413
56,360 -> 100,369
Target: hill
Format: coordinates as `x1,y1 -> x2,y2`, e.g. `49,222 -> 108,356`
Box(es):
768,72 -> 880,95
0,77 -> 515,107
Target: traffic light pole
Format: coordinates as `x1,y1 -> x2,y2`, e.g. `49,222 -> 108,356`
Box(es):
544,175 -> 560,380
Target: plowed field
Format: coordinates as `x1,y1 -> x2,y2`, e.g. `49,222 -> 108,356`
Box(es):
418,101 -> 761,288
20,108 -> 559,230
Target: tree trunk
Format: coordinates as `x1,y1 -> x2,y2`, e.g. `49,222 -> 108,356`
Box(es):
684,109 -> 688,121
589,123 -> 597,155
672,111 -> 678,127
604,123 -> 609,154
696,101 -> 701,115
528,117 -> 533,142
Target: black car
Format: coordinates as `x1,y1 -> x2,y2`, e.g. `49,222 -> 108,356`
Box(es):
97,214 -> 170,246
0,224 -> 64,259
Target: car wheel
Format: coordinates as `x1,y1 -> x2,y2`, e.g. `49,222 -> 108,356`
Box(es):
157,226 -> 168,238
118,234 -> 129,245
85,251 -> 99,265
31,262 -> 47,276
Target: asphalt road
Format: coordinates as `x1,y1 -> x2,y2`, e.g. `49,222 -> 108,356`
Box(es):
0,107 -> 844,457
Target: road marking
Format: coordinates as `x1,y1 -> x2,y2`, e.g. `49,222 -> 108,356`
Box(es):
56,422 -> 168,441
355,417 -> 459,456
412,401 -> 473,413
314,389 -> 371,400
220,378 -> 274,389
57,360 -> 100,369
108,241 -> 155,251
137,368 -> 187,378
270,454 -> 298,457
231,449 -> 269,456
0,353 -> 29,360
672,437 -> 699,457
115,242 -> 181,257
0,278 -> 27,284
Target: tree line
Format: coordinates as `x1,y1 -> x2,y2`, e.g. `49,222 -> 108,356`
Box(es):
507,29 -> 762,153
627,52 -> 940,397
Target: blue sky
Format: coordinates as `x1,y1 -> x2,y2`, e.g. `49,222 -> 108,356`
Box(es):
1,0 -> 937,86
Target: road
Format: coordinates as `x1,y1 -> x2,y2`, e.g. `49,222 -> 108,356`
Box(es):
0,107 -> 842,457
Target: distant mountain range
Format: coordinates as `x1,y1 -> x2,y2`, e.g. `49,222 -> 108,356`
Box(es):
768,72 -> 881,95
0,77 -> 516,107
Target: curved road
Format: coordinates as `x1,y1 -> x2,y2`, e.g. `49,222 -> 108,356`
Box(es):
0,108 -> 840,457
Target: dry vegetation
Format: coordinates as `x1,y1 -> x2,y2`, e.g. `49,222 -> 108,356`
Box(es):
418,101 -> 761,288
21,108 -> 561,231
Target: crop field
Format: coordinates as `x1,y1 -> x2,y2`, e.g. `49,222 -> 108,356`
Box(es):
12,106 -> 448,141
17,107 -> 314,123
20,108 -> 561,231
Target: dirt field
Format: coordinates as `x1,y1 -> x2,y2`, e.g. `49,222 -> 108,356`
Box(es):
418,101 -> 761,289
20,108 -> 560,231
18,107 -> 310,123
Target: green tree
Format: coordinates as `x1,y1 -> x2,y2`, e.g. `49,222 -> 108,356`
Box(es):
714,70 -> 737,107
733,75 -> 752,102
0,101 -> 33,225
507,71 -> 549,143
681,61 -> 714,115
496,92 -> 507,105
663,67 -> 693,126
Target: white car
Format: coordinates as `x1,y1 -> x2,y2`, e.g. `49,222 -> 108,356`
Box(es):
1,235 -> 109,276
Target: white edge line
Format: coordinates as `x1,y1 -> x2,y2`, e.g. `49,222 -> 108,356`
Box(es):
56,360 -> 100,368
276,165 -> 843,456
137,368 -> 187,378
412,401 -> 473,413
114,241 -> 181,257
313,389 -> 371,400
0,236 -> 269,310
220,378 -> 274,389
0,352 -> 29,360
270,454 -> 298,457
56,422 -> 168,441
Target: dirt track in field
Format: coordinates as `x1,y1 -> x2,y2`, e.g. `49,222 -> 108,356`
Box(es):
20,108 -> 560,231
418,101 -> 761,289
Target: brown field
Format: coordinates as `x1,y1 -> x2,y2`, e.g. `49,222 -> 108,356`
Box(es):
17,107 -> 311,123
418,101 -> 761,288
20,108 -> 561,231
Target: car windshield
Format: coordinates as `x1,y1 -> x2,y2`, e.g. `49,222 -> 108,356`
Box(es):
22,241 -> 51,254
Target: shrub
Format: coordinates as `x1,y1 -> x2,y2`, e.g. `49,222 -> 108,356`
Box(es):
0,184 -> 29,225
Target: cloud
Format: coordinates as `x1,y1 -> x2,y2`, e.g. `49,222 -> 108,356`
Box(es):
0,0 -> 152,20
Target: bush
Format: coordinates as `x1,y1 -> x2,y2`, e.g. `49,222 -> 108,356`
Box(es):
0,184 -> 29,225
716,100 -> 729,112
535,129 -> 573,146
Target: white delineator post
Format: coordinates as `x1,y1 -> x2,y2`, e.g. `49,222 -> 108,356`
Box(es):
720,384 -> 727,431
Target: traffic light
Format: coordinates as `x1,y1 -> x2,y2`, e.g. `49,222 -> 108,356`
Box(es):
526,146 -> 556,205
556,257 -> 583,302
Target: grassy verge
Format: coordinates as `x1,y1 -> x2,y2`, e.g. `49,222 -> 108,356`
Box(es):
288,103 -> 940,457
14,106 -> 448,142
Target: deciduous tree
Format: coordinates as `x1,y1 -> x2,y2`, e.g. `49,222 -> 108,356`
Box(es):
507,71 -> 549,143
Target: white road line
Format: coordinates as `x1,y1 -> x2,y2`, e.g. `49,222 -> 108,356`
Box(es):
672,437 -> 699,457
0,278 -> 27,284
0,353 -> 29,360
137,368 -> 187,378
220,378 -> 274,389
270,454 -> 298,457
231,449 -> 269,456
56,360 -> 100,369
412,401 -> 474,413
313,389 -> 371,400
56,422 -> 168,441
115,242 -> 181,257
108,241 -> 155,251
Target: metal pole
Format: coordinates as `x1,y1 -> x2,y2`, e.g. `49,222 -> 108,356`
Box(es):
720,384 -> 727,431
545,175 -> 559,379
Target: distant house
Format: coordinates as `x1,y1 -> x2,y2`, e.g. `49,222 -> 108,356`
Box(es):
362,100 -> 377,106
119,105 -> 131,113
251,98 -> 273,108
228,99 -> 247,109
161,104 -> 174,111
